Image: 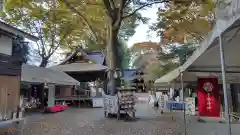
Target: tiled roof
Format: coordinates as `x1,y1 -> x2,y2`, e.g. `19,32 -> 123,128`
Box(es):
86,52 -> 105,65
122,69 -> 138,81
21,64 -> 80,85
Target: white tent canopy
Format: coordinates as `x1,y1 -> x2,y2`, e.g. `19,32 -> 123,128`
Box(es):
154,68 -> 182,88
180,0 -> 240,83
155,1 -> 240,86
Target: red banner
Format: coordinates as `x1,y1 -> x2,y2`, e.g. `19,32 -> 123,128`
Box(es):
198,78 -> 220,117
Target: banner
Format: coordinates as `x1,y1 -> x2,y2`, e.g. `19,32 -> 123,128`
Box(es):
198,78 -> 220,117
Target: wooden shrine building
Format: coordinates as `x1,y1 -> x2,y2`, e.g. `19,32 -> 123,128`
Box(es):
50,47 -> 108,105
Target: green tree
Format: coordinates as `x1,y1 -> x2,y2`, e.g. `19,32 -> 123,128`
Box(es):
12,36 -> 30,64
3,0 -> 143,68
3,0 -> 87,67
158,44 -> 197,65
120,41 -> 131,69
130,42 -> 165,80
63,0 -> 169,95
149,62 -> 178,80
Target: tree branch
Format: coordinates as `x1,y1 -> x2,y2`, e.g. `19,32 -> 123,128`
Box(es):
62,0 -> 98,41
109,0 -> 116,9
103,0 -> 114,18
113,0 -> 126,28
122,0 -> 169,19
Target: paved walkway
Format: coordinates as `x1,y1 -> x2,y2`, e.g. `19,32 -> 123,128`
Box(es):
0,103 -> 184,135
184,116 -> 240,135
1,93 -> 239,135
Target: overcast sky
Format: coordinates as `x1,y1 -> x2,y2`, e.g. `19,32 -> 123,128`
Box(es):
127,5 -> 160,48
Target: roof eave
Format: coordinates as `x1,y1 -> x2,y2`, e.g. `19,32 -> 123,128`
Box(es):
0,21 -> 39,42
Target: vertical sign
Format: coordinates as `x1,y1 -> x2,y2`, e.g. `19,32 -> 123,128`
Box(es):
185,97 -> 195,115
159,95 -> 165,110
198,78 -> 220,117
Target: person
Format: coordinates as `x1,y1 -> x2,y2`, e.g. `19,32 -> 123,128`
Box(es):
154,96 -> 159,108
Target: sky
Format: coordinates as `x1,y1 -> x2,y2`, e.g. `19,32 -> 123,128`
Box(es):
127,6 -> 160,48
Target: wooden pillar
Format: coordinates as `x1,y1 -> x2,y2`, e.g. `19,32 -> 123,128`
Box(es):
47,84 -> 55,107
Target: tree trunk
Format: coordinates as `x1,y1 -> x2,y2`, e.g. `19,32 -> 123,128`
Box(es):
39,58 -> 48,67
106,27 -> 121,96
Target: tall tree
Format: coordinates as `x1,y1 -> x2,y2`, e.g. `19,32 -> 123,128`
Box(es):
62,0 -> 169,95
3,0 -> 86,67
120,41 -> 131,69
12,36 -> 30,64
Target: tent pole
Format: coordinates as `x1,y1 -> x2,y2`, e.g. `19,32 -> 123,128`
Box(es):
180,72 -> 187,135
219,34 -> 231,135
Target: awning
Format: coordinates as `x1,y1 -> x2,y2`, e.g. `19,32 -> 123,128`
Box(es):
49,63 -> 108,72
21,64 -> 80,85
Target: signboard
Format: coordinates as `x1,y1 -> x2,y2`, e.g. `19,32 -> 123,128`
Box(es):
92,98 -> 104,107
103,95 -> 118,114
198,78 -> 220,117
159,95 -> 165,109
185,97 -> 195,115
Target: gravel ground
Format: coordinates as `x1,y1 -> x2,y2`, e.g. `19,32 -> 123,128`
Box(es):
1,94 -> 185,135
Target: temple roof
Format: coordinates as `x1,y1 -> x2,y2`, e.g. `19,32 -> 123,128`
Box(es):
122,69 -> 145,81
86,51 -> 105,65
49,63 -> 108,73
59,47 -> 106,65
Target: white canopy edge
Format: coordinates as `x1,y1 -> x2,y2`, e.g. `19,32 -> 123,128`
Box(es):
154,1 -> 240,87
154,67 -> 191,89
154,67 -> 181,85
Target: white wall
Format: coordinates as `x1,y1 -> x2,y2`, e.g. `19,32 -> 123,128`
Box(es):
0,35 -> 12,55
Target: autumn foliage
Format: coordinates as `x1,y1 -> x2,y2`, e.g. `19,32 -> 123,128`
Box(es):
152,0 -> 215,43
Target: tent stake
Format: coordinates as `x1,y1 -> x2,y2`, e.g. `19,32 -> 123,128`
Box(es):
219,34 -> 231,135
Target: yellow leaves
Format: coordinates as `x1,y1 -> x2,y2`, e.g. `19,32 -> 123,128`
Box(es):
163,28 -> 186,44
132,42 -> 163,51
155,0 -> 216,44
192,18 -> 212,34
199,0 -> 215,17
